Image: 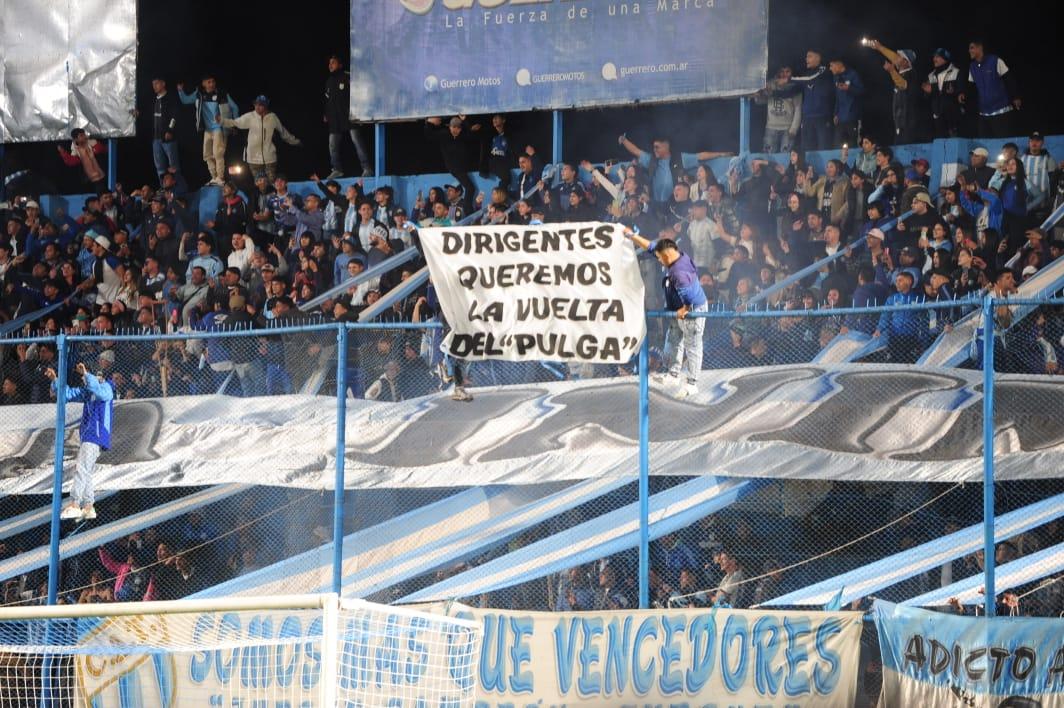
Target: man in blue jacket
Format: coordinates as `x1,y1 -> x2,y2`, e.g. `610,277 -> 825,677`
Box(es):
829,58 -> 864,148
873,271 -> 925,363
625,229 -> 708,399
788,49 -> 835,151
45,361 -> 114,521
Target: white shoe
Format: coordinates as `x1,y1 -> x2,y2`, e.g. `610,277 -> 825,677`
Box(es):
60,504 -> 84,521
361,168 -> 374,177
326,169 -> 344,179
81,505 -> 97,520
208,177 -> 224,187
674,382 -> 698,400
451,386 -> 473,402
651,373 -> 677,388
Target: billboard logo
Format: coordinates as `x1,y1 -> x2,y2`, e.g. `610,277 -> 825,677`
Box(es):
515,68 -> 531,87
601,63 -> 618,81
424,75 -> 440,92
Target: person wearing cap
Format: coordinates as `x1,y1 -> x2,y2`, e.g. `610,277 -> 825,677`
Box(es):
177,75 -> 240,186
147,77 -> 181,181
44,360 -> 114,521
864,40 -> 922,144
920,48 -> 961,138
909,158 -> 931,188
962,147 -> 995,190
333,236 -> 359,284
897,191 -> 942,245
424,115 -> 482,212
73,233 -> 123,305
222,96 -> 301,183
57,129 -> 108,195
444,183 -> 467,222
1021,133 -> 1057,210
389,208 -> 416,248
961,39 -> 1021,138
873,270 -> 924,363
324,54 -> 373,179
624,229 -> 707,399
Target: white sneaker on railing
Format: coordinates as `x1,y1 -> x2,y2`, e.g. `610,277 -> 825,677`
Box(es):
81,505 -> 97,520
326,169 -> 343,179
674,382 -> 698,400
60,504 -> 84,521
451,386 -> 473,402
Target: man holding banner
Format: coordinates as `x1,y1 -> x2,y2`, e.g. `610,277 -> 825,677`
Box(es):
625,229 -> 707,399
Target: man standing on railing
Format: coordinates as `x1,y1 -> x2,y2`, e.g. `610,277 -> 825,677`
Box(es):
624,229 -> 707,399
44,361 -> 114,522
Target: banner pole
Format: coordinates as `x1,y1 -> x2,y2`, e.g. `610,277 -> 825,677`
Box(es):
333,326 -> 348,595
638,335 -> 650,609
981,296 -> 995,617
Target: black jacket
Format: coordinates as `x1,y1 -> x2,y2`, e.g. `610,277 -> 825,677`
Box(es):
324,69 -> 350,131
424,121 -> 479,173
152,91 -> 180,141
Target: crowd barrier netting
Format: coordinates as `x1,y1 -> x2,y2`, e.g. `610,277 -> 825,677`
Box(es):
1,300 -> 1062,705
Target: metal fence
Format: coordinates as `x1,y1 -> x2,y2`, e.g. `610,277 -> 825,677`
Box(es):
0,299 -> 1061,633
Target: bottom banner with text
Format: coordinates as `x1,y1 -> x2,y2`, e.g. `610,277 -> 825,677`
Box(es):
874,600 -> 1064,707
438,602 -> 862,707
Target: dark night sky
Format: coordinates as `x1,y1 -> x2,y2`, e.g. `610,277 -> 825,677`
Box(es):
8,0 -> 1063,193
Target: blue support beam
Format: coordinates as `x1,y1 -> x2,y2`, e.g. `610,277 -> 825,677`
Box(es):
374,124 -> 385,178
552,110 -> 563,166
47,333 -> 68,605
981,296 -> 996,616
107,139 -> 117,190
739,97 -> 751,155
333,327 -> 348,595
638,336 -> 650,609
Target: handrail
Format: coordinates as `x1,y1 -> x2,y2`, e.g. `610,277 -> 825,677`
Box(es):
299,247 -> 420,312
357,265 -> 430,323
746,209 -> 915,306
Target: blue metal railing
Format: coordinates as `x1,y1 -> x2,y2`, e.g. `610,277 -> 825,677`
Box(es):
8,298 -> 1035,613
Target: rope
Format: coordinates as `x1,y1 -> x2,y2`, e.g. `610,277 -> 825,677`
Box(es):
668,482 -> 966,608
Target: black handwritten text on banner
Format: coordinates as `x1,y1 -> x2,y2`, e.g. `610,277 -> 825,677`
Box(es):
419,222 -> 646,362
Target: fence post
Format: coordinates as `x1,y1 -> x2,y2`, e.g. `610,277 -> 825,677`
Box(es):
46,333 -> 68,605
981,296 -> 996,616
638,335 -> 650,609
552,110 -> 564,166
374,123 -> 385,178
333,325 -> 348,595
107,139 -> 117,191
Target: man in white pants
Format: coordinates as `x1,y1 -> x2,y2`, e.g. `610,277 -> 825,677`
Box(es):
45,360 -> 115,521
624,230 -> 709,399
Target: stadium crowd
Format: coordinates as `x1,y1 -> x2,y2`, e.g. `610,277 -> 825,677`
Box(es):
0,37 -> 1063,619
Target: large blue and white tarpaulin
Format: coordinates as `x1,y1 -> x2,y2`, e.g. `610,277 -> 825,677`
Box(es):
874,601 -> 1064,707
349,0 -> 769,120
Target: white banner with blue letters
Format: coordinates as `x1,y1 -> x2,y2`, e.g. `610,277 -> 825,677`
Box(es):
874,600 -> 1064,707
440,602 -> 861,707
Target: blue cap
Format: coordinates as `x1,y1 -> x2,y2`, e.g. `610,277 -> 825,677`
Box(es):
253,95 -> 269,107
933,47 -> 952,62
905,168 -> 920,182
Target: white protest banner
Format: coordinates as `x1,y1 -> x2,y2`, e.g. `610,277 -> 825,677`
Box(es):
874,600 -> 1064,707
417,222 -> 646,362
438,602 -> 862,707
